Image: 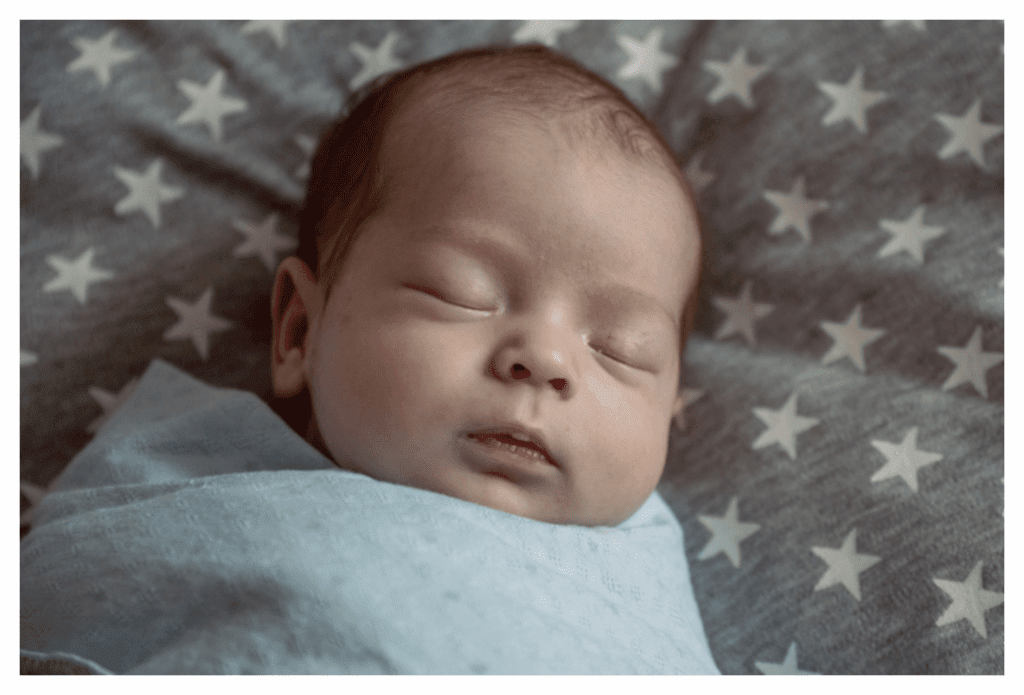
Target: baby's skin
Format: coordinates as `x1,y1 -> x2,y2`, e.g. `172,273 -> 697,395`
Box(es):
271,97 -> 701,527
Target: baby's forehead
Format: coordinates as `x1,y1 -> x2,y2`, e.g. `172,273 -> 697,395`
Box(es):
386,90 -> 693,201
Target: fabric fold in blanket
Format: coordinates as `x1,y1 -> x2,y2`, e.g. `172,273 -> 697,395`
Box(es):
21,359 -> 719,674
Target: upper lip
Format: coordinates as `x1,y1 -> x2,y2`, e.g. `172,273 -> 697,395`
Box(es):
466,422 -> 559,466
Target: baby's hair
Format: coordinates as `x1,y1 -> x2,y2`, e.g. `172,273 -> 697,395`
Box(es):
296,43 -> 702,352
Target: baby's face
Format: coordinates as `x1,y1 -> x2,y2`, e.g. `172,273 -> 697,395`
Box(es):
297,106 -> 700,526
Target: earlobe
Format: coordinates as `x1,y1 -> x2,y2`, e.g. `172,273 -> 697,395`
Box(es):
270,256 -> 322,398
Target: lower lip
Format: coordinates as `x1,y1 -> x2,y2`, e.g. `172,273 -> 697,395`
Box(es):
462,434 -> 556,473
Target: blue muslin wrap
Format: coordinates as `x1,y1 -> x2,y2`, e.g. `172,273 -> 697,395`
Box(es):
21,359 -> 719,674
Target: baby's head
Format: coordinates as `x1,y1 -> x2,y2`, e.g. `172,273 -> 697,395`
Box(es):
271,45 -> 702,526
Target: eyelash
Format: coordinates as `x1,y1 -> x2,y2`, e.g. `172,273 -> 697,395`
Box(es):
592,344 -> 639,369
404,284 -> 489,312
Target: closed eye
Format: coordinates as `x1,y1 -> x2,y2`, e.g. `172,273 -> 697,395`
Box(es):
402,283 -> 491,312
591,345 -> 638,369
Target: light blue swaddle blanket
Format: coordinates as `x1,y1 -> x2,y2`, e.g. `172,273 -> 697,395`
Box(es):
21,359 -> 720,675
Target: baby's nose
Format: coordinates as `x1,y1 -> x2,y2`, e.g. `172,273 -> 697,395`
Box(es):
508,362 -> 569,394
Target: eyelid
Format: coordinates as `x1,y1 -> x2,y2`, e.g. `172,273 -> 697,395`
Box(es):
402,283 -> 492,312
591,344 -> 642,371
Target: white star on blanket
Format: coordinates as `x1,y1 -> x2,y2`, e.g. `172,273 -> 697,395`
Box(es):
293,133 -> 316,181
43,247 -> 114,304
877,205 -> 946,264
755,643 -> 820,675
882,20 -> 927,32
752,392 -> 819,460
65,29 -> 137,88
673,388 -> 704,431
869,427 -> 943,493
232,213 -> 297,272
684,151 -> 716,193
697,497 -> 761,568
817,65 -> 889,134
763,176 -> 829,242
176,69 -> 248,143
241,20 -> 291,49
512,20 -> 579,48
811,529 -> 881,602
615,27 -> 677,93
20,106 -> 64,180
933,98 -> 1003,167
163,287 -> 233,361
86,378 -> 140,434
936,326 -> 1003,399
712,280 -> 774,347
932,561 -> 1003,639
349,30 -> 404,91
113,158 -> 185,229
703,47 -> 769,108
819,304 -> 885,372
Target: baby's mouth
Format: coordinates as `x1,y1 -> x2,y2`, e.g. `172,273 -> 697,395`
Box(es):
467,431 -> 556,465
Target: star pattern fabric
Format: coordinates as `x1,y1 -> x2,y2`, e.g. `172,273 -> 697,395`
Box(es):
762,176 -> 829,242
696,497 -> 761,568
683,151 -> 716,193
870,427 -> 943,493
176,69 -> 248,143
810,529 -> 881,601
614,28 -> 678,93
712,280 -> 774,347
936,326 -> 1003,399
751,392 -> 819,460
20,106 -> 64,180
232,213 -> 297,272
348,30 -> 403,91
112,158 -> 185,229
42,247 -> 114,304
293,133 -> 316,180
20,481 -> 48,526
882,20 -> 927,32
673,388 -> 704,431
702,48 -> 769,108
240,21 -> 291,49
816,65 -> 889,134
933,562 -> 1003,639
818,304 -> 885,372
163,287 -> 233,361
933,98 -> 1003,167
65,29 -> 137,88
512,20 -> 579,48
86,378 -> 139,434
876,205 -> 946,264
755,643 -> 820,675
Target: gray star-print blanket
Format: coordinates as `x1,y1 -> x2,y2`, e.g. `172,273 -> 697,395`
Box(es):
21,20 -> 1002,674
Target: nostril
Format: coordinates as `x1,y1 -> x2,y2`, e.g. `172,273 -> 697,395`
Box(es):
550,378 -> 567,392
511,363 -> 529,379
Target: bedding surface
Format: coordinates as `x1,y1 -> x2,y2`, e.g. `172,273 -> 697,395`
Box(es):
21,359 -> 719,675
21,20 -> 1003,673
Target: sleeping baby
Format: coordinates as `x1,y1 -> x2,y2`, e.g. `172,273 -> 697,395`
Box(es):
21,45 -> 717,675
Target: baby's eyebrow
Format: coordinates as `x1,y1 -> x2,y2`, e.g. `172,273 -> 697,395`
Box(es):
591,283 -> 680,334
411,222 -> 679,331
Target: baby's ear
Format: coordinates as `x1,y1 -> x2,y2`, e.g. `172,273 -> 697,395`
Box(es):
270,256 -> 322,398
